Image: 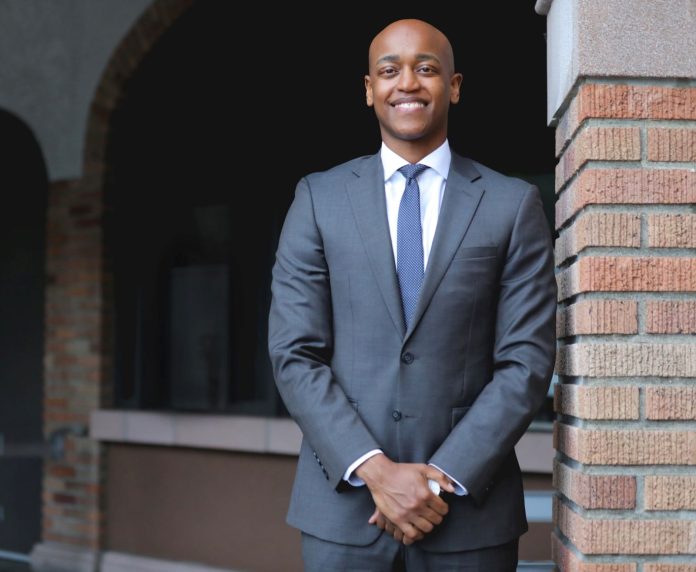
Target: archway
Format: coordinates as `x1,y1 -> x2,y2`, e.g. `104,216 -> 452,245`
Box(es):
0,110 -> 48,560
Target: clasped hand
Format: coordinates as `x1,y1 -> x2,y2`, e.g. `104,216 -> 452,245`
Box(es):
355,454 -> 455,545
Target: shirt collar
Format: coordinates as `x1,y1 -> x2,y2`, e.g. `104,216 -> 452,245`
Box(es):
380,139 -> 452,182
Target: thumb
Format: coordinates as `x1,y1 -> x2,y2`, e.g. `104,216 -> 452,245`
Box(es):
426,467 -> 456,493
368,507 -> 380,524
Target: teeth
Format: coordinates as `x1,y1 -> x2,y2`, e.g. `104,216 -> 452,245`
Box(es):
394,102 -> 425,109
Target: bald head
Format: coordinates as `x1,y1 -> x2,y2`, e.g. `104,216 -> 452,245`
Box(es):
368,19 -> 455,75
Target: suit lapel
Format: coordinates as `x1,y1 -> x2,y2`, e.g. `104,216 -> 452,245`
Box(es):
345,153 -> 406,339
403,153 -> 485,345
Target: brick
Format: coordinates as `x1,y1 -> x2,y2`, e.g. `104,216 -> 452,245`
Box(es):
554,497 -> 696,554
648,128 -> 696,162
52,493 -> 77,505
645,475 -> 696,510
646,387 -> 696,420
557,257 -> 696,300
552,533 -> 637,571
43,531 -> 99,549
48,465 -> 76,478
553,459 -> 636,509
557,343 -> 696,377
557,127 -> 641,189
555,384 -> 639,420
44,505 -> 102,522
554,423 -> 696,465
644,565 -> 696,572
556,212 -> 641,264
557,299 -> 638,337
648,214 -> 696,248
556,169 -> 696,228
560,84 -> 696,140
556,96 -> 580,158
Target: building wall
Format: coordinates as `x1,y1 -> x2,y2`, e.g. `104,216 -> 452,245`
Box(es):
105,444 -> 553,571
106,445 -> 302,572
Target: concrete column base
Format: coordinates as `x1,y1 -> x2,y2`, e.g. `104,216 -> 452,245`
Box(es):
30,541 -> 99,572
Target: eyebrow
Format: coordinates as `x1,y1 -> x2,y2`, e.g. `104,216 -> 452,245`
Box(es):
376,53 -> 442,65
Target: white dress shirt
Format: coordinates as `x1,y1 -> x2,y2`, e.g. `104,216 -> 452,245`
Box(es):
342,140 -> 468,496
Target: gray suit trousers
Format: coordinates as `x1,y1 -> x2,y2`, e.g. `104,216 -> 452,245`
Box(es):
302,531 -> 519,572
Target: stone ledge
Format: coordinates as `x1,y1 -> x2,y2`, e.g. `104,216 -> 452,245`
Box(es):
90,410 -> 301,456
90,410 -> 553,473
101,550 -> 237,572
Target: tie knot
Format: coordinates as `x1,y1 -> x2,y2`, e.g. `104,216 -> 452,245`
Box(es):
398,163 -> 428,182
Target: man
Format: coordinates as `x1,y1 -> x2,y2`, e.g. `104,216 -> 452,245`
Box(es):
268,18 -> 556,571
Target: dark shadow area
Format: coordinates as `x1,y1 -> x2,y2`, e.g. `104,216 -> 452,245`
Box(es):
106,3 -> 555,416
0,109 -> 47,553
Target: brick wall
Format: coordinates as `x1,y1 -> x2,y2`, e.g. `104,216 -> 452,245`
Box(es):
552,83 -> 696,569
44,177 -> 107,549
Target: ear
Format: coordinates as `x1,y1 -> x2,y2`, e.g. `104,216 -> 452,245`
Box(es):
449,73 -> 463,104
365,75 -> 374,107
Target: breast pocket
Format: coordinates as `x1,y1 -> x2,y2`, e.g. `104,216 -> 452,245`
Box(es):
448,250 -> 499,285
452,246 -> 498,261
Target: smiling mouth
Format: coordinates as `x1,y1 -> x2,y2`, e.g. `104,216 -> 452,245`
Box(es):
392,101 -> 427,110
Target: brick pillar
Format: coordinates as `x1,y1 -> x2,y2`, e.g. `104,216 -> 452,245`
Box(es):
552,83 -> 696,570
40,177 -> 109,553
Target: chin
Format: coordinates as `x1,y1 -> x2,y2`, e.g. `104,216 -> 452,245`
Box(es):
388,125 -> 430,142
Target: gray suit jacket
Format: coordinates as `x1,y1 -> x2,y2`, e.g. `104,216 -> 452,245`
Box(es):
267,151 -> 556,552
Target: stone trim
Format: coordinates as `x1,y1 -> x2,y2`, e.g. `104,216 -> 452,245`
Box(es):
90,410 -> 554,473
101,550 -> 239,572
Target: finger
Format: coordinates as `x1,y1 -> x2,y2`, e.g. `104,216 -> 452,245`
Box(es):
374,513 -> 387,530
415,497 -> 449,524
425,468 -> 456,494
409,515 -> 435,534
426,495 -> 450,516
401,523 -> 424,544
368,507 -> 380,525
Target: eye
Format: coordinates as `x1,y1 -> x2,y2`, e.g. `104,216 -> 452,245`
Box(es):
417,65 -> 436,74
380,66 -> 398,77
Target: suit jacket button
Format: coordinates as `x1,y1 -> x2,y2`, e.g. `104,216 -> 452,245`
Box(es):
401,352 -> 414,364
392,410 -> 402,421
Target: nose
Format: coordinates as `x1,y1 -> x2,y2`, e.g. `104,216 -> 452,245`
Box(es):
397,66 -> 420,91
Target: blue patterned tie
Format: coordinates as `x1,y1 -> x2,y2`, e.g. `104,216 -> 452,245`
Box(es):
397,163 -> 428,329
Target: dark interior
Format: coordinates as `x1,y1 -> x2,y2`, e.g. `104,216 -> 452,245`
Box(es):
106,4 -> 555,415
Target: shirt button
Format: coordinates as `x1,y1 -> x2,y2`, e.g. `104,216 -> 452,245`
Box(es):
401,352 -> 414,364
392,410 -> 402,421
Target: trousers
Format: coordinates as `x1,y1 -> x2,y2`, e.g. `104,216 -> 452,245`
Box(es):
301,531 -> 519,571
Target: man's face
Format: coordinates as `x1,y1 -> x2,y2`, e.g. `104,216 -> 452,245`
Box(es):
365,21 -> 462,152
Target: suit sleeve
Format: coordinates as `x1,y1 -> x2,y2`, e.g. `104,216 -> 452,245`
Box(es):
428,184 -> 557,505
268,177 -> 381,491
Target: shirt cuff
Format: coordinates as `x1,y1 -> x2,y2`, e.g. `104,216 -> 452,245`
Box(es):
428,463 -> 468,496
343,449 -> 383,486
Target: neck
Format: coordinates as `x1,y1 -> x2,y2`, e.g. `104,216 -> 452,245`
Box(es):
381,135 -> 446,164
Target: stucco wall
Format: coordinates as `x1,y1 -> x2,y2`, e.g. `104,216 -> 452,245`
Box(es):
0,0 -> 150,180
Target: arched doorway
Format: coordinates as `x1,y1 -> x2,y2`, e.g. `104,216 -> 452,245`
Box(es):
0,110 -> 48,562
104,2 -> 554,417
96,3 -> 556,568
